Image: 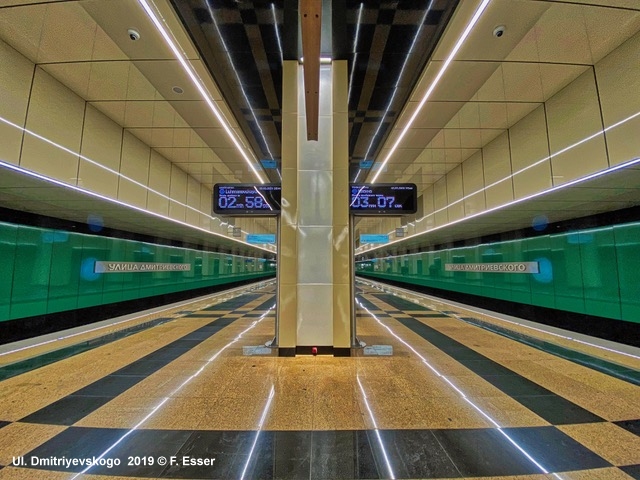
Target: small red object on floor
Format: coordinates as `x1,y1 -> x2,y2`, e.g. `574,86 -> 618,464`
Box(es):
312,347 -> 318,356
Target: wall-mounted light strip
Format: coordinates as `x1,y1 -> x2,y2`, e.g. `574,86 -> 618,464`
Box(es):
370,0 -> 492,183
0,114 -> 276,251
138,0 -> 265,183
0,159 -> 274,253
419,110 -> 640,223
71,304 -> 276,478
359,155 -> 640,253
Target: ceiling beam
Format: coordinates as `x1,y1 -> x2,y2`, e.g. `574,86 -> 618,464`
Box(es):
300,0 -> 321,141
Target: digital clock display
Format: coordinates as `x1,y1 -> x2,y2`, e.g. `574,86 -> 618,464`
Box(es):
350,183 -> 417,215
213,184 -> 281,216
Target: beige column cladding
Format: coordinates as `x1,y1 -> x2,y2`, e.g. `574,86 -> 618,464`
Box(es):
277,59 -> 352,355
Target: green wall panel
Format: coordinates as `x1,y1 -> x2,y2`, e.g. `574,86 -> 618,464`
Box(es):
0,223 -> 18,319
0,221 -> 275,323
615,223 -> 640,321
357,220 -> 640,324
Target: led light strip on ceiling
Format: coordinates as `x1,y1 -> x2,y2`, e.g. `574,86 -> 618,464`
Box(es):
370,0 -> 492,183
137,0 -> 265,184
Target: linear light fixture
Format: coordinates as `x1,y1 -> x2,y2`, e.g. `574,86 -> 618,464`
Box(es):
362,0 -> 435,165
137,0 -> 265,183
372,109 -> 640,246
361,155 -> 640,253
0,114 -> 276,251
0,159 -> 274,253
420,110 -> 640,222
370,0 -> 492,183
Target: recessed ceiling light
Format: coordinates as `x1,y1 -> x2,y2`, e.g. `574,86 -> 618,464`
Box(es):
172,86 -> 184,94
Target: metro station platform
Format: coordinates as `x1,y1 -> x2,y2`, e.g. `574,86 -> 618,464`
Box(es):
0,279 -> 638,480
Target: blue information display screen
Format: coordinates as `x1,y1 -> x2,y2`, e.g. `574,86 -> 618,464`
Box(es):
213,184 -> 281,216
350,183 -> 417,215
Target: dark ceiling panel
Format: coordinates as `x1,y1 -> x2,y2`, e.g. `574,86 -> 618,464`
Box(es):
171,0 -> 458,183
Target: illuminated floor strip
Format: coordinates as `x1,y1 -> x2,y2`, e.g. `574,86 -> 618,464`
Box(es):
70,304 -> 275,478
358,278 -> 640,361
357,299 -> 566,479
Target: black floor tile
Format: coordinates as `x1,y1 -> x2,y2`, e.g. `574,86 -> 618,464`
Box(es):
502,426 -> 610,471
20,395 -> 113,425
515,395 -> 604,425
615,419 -> 640,436
0,421 -> 9,430
311,431 -> 360,480
74,374 -> 146,397
237,433 -> 275,480
177,331 -> 214,341
168,339 -> 205,349
148,346 -> 192,362
273,431 -> 311,479
102,429 -> 193,477
372,294 -> 429,311
377,429 -> 460,479
114,360 -> 171,376
481,375 -> 552,397
24,427 -> 127,468
253,298 -> 276,311
355,430 -> 383,479
412,313 -> 446,318
621,464 -> 640,479
432,428 -> 547,477
438,348 -> 494,363
185,313 -> 224,318
163,430 -> 267,479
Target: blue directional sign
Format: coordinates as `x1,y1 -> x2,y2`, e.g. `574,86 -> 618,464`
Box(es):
247,234 -> 276,244
260,159 -> 277,169
359,160 -> 373,168
360,234 -> 389,244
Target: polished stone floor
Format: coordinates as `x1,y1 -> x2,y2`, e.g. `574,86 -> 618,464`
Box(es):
0,281 -> 638,479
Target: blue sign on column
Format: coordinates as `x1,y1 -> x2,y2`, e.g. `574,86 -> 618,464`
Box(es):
247,234 -> 276,244
360,234 -> 389,244
260,159 -> 278,169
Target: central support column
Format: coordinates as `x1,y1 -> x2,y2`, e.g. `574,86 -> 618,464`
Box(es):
277,59 -> 351,355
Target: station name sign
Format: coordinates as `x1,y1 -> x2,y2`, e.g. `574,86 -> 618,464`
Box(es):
94,262 -> 191,273
350,183 -> 417,215
445,262 -> 539,273
213,184 -> 281,216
